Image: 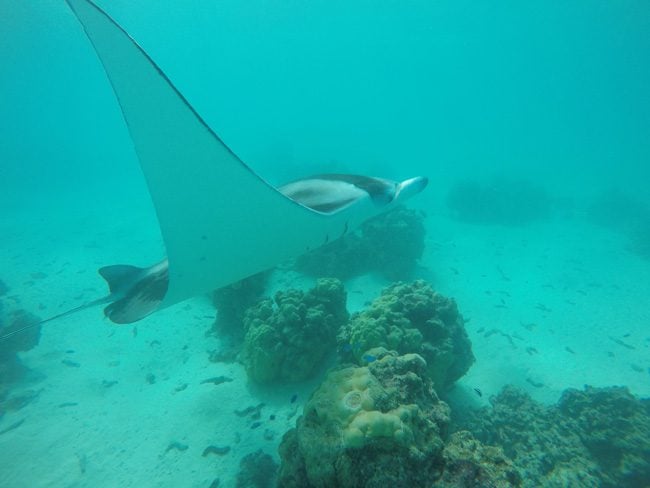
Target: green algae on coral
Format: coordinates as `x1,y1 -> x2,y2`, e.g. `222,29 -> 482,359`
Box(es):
241,278 -> 348,384
338,280 -> 474,390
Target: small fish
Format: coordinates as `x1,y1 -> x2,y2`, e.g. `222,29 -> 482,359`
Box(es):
496,266 -> 511,281
630,364 -> 643,373
608,336 -> 635,350
165,441 -> 189,453
202,445 -> 230,457
473,388 -> 482,397
290,394 -> 298,403
362,354 -> 377,363
234,403 -> 265,417
525,347 -> 538,355
200,376 -> 233,386
565,346 -> 575,354
250,421 -> 262,429
0,419 -> 25,436
526,378 -> 544,388
340,343 -> 353,353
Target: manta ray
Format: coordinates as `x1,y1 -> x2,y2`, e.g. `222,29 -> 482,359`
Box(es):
1,0 -> 428,338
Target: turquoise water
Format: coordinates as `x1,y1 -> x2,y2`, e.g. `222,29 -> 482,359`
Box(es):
1,1 -> 649,486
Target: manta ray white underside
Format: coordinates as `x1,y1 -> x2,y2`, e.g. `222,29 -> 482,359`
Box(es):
64,0 -> 428,314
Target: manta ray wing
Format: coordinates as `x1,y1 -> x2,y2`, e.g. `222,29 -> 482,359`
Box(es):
64,0 -> 427,313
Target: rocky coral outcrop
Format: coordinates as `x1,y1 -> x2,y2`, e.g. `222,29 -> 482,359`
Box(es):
461,386 -> 600,487
438,431 -> 522,487
558,386 -> 650,487
277,351 -> 450,487
458,385 -> 650,488
294,207 -> 426,281
212,271 -> 269,340
241,278 -> 348,384
235,449 -> 278,488
0,306 -> 42,406
338,281 -> 474,390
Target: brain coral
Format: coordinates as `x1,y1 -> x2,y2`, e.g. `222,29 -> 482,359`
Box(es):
241,278 -> 348,384
338,280 -> 474,390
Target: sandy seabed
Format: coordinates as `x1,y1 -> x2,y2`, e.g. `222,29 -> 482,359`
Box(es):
1,196 -> 648,487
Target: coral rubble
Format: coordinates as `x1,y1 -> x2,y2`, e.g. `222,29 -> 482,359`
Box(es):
241,278 -> 348,383
338,280 -> 474,390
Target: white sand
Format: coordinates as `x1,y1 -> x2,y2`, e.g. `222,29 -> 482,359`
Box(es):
1,197 -> 649,486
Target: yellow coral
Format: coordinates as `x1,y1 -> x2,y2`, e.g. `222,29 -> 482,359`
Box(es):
343,405 -> 418,448
312,367 -> 375,426
310,365 -> 421,449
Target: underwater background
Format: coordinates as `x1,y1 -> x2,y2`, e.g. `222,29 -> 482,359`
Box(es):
1,0 -> 649,486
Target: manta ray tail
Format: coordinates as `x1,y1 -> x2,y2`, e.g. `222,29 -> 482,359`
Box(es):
0,296 -> 111,341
